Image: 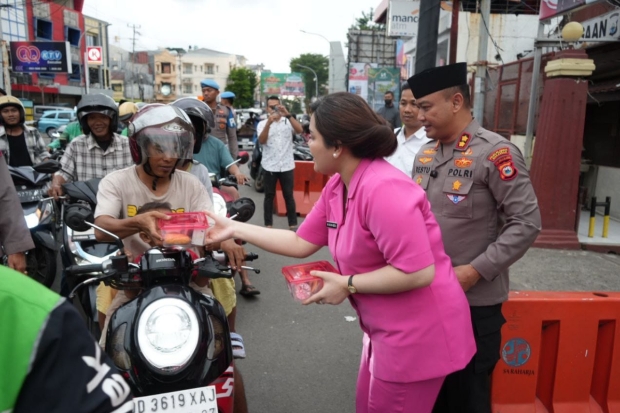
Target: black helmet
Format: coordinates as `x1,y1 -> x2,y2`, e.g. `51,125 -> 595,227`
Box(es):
76,93 -> 118,135
170,98 -> 214,154
0,96 -> 25,126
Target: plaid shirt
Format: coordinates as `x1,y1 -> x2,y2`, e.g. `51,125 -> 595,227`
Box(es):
0,125 -> 49,164
58,133 -> 134,182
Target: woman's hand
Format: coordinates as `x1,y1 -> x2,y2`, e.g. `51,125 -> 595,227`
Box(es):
302,271 -> 350,306
204,210 -> 236,245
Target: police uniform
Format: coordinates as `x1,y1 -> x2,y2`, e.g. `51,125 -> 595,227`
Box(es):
200,79 -> 238,159
409,64 -> 541,413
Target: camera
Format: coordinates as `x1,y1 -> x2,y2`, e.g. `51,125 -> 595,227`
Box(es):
270,105 -> 279,112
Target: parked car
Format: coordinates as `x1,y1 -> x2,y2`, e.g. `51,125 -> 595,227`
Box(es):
35,110 -> 76,135
33,105 -> 72,120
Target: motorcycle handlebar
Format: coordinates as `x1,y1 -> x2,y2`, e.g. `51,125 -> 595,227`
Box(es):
245,252 -> 258,261
65,264 -> 103,276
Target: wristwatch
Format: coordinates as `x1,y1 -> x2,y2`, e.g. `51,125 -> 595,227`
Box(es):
285,114 -> 292,119
347,275 -> 357,294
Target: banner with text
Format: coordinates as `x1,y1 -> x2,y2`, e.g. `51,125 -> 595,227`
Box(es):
367,67 -> 401,112
260,72 -> 305,97
387,0 -> 421,37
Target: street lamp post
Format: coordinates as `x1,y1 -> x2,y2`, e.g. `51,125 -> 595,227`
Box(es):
300,30 -> 333,94
295,64 -> 318,99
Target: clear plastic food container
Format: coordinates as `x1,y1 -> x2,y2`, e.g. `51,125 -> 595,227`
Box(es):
158,212 -> 209,247
281,261 -> 338,302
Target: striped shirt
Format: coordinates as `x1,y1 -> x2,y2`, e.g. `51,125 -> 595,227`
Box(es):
57,133 -> 134,182
0,125 -> 49,165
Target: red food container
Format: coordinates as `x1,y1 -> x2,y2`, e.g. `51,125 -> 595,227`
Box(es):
158,212 -> 209,247
281,261 -> 339,302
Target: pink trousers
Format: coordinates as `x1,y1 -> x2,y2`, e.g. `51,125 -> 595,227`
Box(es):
356,344 -> 445,413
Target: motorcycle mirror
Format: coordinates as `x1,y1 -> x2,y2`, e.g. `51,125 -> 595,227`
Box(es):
237,151 -> 250,165
65,204 -> 95,232
33,160 -> 61,174
228,198 -> 255,222
84,221 -> 125,255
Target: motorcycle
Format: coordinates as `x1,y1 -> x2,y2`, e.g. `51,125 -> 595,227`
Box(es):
1,160 -> 61,287
61,178 -> 120,338
65,200 -> 258,413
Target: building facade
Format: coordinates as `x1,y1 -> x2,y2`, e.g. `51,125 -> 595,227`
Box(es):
3,0 -> 111,105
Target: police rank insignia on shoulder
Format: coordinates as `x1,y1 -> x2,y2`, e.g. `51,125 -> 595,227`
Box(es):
455,133 -> 471,150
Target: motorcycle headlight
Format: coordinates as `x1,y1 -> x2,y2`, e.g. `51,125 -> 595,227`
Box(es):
137,298 -> 199,373
24,212 -> 39,229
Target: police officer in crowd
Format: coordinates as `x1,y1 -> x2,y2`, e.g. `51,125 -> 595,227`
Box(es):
408,63 -> 541,413
201,80 -> 238,159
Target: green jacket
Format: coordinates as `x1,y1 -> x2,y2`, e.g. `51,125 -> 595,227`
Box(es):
0,266 -> 60,412
47,121 -> 83,149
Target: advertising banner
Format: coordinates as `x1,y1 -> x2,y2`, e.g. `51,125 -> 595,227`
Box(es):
387,0 -> 421,37
367,67 -> 401,111
261,72 -> 305,97
10,41 -> 72,73
348,62 -> 376,101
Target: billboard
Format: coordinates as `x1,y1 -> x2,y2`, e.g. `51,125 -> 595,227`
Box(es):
367,67 -> 401,112
539,0 -> 600,21
387,0 -> 421,37
260,72 -> 305,97
10,41 -> 72,73
348,62 -> 377,101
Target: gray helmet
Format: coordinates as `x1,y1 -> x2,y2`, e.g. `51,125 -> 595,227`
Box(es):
77,93 -> 118,135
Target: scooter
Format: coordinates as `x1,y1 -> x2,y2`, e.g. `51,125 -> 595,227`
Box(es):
65,201 -> 258,413
61,178 -> 119,338
1,160 -> 61,287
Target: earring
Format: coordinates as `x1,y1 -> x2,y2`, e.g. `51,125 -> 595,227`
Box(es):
333,153 -> 338,158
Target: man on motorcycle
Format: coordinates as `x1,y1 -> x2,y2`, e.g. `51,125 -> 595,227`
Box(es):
201,79 -> 239,159
48,94 -> 134,198
93,105 -> 249,413
0,155 -> 34,274
118,101 -> 138,135
0,96 -> 49,167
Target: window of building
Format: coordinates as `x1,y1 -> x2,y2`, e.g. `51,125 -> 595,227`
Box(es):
86,33 -> 98,47
34,18 -> 53,40
183,63 -> 192,74
65,26 -> 81,47
112,84 -> 123,92
161,62 -> 171,74
205,64 -> 214,75
183,84 -> 192,94
0,0 -> 27,42
70,64 -> 81,81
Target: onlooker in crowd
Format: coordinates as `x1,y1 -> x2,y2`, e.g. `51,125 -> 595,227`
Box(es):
118,101 -> 139,135
0,155 -> 34,274
201,79 -> 238,158
385,82 -> 431,176
220,91 -> 237,131
257,95 -> 302,231
376,91 -> 401,129
407,63 -> 541,413
204,92 -> 476,413
0,96 -> 48,167
48,94 -> 133,199
48,120 -> 83,151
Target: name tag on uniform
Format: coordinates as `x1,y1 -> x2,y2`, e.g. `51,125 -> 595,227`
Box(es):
326,222 -> 338,229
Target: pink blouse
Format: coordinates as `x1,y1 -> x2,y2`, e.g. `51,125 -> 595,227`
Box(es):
297,158 -> 476,382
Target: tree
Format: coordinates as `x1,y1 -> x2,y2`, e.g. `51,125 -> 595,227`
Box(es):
349,8 -> 385,31
289,54 -> 328,101
226,67 -> 258,108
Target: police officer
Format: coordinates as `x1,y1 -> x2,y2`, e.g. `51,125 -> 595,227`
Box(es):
408,63 -> 541,413
201,79 -> 238,159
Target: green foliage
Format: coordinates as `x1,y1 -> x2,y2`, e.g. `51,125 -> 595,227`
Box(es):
289,54 -> 328,100
349,8 -> 385,31
226,67 -> 258,108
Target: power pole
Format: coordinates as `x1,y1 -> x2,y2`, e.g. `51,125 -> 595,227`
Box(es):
415,0 -> 441,73
473,0 -> 490,123
128,23 -> 141,101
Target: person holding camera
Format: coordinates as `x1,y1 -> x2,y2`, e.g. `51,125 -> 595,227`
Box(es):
257,95 -> 303,230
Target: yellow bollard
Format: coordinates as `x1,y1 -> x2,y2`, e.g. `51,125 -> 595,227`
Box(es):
603,215 -> 610,238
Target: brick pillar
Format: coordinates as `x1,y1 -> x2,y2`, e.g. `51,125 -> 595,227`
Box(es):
530,49 -> 595,249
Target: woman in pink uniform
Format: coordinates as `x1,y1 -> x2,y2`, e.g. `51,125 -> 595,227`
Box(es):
205,92 -> 476,413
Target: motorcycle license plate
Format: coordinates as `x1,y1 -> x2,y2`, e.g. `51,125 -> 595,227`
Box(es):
133,386 -> 217,413
17,189 -> 42,203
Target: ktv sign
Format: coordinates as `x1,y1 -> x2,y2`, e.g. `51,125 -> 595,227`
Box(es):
9,41 -> 72,73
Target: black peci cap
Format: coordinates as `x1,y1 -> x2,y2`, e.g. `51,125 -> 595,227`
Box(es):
407,62 -> 468,99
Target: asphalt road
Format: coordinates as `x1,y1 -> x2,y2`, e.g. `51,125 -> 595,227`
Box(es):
233,182 -> 360,413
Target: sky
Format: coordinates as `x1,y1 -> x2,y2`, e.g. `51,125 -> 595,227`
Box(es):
83,0 -> 382,73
